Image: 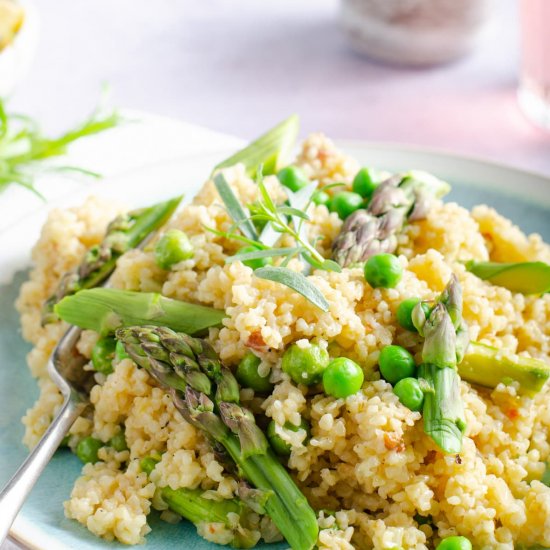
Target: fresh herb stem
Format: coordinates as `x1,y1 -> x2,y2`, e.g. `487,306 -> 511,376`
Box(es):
0,95 -> 122,197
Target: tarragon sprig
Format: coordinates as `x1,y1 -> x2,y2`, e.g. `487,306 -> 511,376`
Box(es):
211,172 -> 338,311
0,93 -> 122,199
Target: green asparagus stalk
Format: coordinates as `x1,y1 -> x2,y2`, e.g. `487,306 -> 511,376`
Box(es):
465,260 -> 550,295
54,288 -> 225,336
140,456 -> 260,548
162,487 -> 260,548
415,276 -> 467,454
42,196 -> 182,323
214,115 -> 299,178
332,171 -> 450,267
117,326 -> 318,550
459,342 -> 550,396
418,363 -> 466,454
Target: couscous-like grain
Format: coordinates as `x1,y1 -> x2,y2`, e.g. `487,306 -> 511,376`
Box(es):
16,134 -> 550,549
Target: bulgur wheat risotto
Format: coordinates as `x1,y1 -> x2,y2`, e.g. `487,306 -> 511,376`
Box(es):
15,130 -> 550,550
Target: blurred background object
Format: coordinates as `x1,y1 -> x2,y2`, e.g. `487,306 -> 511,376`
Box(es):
0,0 -> 38,97
0,0 -> 24,50
340,0 -> 496,66
518,0 -> 550,130
4,0 -> 550,176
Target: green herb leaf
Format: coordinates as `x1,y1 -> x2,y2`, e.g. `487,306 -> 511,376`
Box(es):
214,173 -> 259,242
203,225 -> 265,248
466,260 -> 550,295
320,259 -> 342,273
257,177 -> 277,213
276,205 -> 310,220
0,94 -> 122,198
255,266 -> 329,312
226,247 -> 301,264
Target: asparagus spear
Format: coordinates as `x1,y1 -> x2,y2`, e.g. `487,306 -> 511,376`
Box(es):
460,342 -> 550,397
58,286 -> 550,397
332,171 -> 450,267
42,196 -> 182,324
116,326 -> 318,550
54,288 -> 225,336
465,260 -> 550,295
140,456 -> 260,548
414,276 -> 467,454
214,115 -> 299,178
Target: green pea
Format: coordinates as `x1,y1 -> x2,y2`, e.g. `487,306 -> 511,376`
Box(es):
322,357 -> 364,398
329,191 -> 364,220
238,245 -> 273,270
267,419 -> 310,456
436,536 -> 472,550
115,339 -> 129,361
140,456 -> 160,475
352,168 -> 378,199
277,166 -> 309,192
76,436 -> 103,464
91,336 -> 117,374
364,253 -> 403,288
393,377 -> 424,411
397,298 -> 430,332
312,190 -> 330,206
281,342 -> 330,385
236,352 -> 273,393
109,432 -> 128,452
154,229 -> 194,270
379,345 -> 416,384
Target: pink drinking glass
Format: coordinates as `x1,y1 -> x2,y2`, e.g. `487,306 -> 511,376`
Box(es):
519,0 -> 550,129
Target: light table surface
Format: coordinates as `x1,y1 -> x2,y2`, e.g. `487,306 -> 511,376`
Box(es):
3,0 -> 549,548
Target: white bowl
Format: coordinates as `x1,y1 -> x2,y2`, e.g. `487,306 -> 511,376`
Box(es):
0,0 -> 39,97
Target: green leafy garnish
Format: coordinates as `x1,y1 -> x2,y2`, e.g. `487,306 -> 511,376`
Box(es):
226,246 -> 301,264
465,260 -> 550,294
255,266 -> 329,312
214,173 -> 258,241
0,94 -> 122,198
209,167 -> 339,309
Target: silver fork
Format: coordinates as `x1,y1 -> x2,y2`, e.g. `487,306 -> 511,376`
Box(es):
0,324 -> 94,542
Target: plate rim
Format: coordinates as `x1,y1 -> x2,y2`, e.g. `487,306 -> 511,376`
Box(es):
4,135 -> 550,550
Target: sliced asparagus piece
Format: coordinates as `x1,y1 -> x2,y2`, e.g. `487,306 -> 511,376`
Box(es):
460,342 -> 550,396
465,260 -> 550,295
418,363 -> 466,454
140,456 -> 259,548
415,276 -> 467,454
214,115 -> 299,178
55,288 -> 225,336
42,196 -> 182,323
161,487 -> 259,548
332,171 -> 450,267
116,326 -> 318,550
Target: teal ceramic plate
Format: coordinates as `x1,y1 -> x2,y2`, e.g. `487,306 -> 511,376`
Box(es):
1,140 -> 549,550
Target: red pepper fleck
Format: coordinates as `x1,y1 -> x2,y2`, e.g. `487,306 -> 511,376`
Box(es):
506,408 -> 519,420
424,450 -> 438,464
384,432 -> 405,452
247,330 -> 267,352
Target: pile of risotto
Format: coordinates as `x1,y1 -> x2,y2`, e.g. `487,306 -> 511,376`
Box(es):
16,134 -> 550,549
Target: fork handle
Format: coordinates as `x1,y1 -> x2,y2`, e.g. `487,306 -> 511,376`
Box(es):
0,396 -> 87,543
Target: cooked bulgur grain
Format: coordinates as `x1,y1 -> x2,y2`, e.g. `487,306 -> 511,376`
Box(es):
17,134 -> 550,549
